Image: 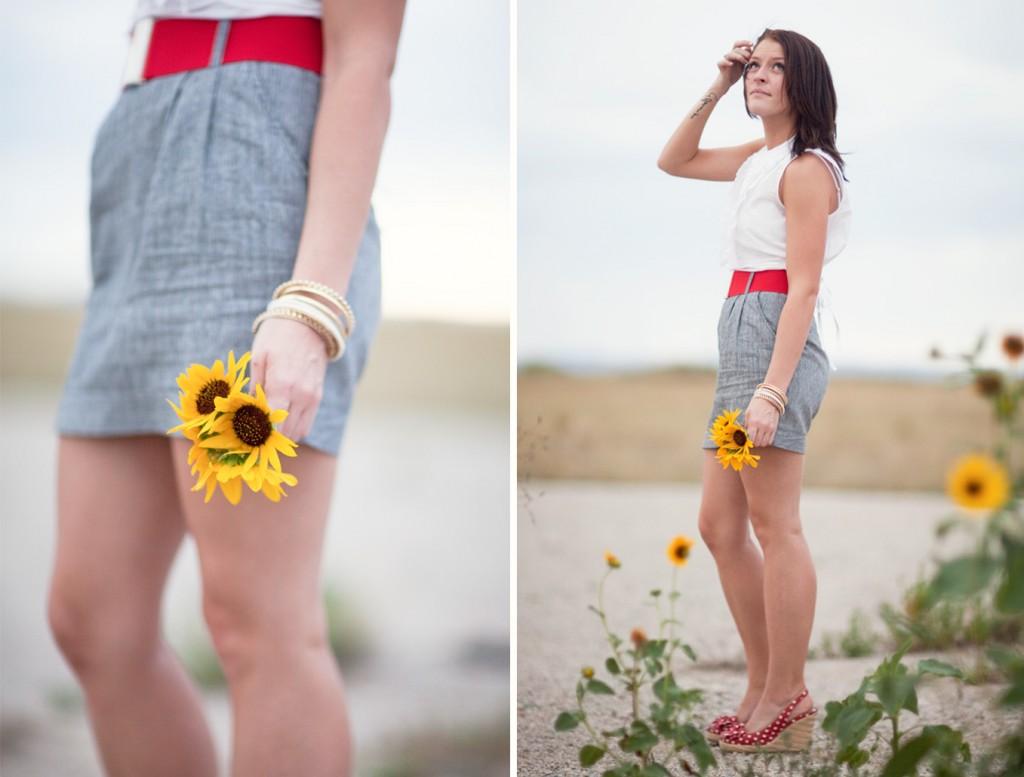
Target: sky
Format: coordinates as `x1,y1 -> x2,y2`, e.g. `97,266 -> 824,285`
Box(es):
517,0 -> 1024,374
0,1 -> 510,324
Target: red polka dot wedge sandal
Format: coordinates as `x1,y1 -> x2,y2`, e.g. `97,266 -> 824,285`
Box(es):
704,714 -> 743,744
719,687 -> 817,753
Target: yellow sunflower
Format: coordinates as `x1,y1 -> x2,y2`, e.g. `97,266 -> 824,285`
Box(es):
186,442 -> 245,506
715,445 -> 761,472
604,550 -> 621,569
186,441 -> 297,505
240,464 -> 298,502
667,535 -> 695,567
708,408 -> 761,471
198,383 -> 297,491
1002,333 -> 1023,361
946,453 -> 1011,513
166,350 -> 252,441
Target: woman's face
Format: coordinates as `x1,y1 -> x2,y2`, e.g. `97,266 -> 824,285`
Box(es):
744,38 -> 790,117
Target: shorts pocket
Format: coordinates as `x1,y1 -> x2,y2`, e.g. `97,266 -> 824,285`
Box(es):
754,292 -> 786,335
246,61 -> 321,176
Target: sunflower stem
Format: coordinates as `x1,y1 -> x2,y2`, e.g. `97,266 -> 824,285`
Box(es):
666,565 -> 679,669
596,569 -> 628,676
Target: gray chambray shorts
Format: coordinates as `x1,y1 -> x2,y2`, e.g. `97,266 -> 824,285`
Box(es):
54,19 -> 382,457
701,271 -> 830,455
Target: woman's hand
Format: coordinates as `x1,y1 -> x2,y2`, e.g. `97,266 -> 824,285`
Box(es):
742,395 -> 780,448
716,40 -> 754,90
249,317 -> 329,444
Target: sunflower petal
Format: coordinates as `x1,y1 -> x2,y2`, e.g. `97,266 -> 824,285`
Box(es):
243,448 -> 259,472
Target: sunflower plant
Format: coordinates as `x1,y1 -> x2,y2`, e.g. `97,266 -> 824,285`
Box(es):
917,331 -> 1024,615
820,636 -> 971,773
166,350 -> 299,505
908,330 -> 1024,774
707,409 -> 761,471
553,536 -> 717,776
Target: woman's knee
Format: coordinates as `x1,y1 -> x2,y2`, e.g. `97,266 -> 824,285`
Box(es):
200,580 -> 328,679
749,512 -> 804,550
698,505 -> 749,553
47,583 -> 161,675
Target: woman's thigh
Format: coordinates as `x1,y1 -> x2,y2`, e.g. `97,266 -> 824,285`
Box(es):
169,437 -> 338,651
49,435 -> 186,665
737,445 -> 805,539
698,449 -> 751,548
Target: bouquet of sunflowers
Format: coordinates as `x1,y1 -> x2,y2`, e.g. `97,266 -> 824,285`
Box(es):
166,350 -> 298,505
707,408 -> 761,471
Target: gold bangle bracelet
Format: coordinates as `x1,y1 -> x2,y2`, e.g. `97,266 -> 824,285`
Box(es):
753,388 -> 786,415
253,308 -> 341,361
272,280 -> 356,335
756,382 -> 789,405
275,291 -> 350,337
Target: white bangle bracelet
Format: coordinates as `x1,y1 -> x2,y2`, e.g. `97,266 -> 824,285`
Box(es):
272,280 -> 356,335
267,297 -> 346,352
275,291 -> 351,338
753,388 -> 785,415
253,308 -> 343,360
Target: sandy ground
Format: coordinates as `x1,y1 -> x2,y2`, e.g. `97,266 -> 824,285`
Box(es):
1,657 -> 508,777
516,480 -> 1023,776
517,367 -> 1019,492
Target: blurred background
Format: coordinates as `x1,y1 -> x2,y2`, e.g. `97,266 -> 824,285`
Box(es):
1,2 -> 510,775
517,0 -> 1024,488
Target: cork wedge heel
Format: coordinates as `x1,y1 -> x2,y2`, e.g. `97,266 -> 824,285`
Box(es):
719,687 -> 817,753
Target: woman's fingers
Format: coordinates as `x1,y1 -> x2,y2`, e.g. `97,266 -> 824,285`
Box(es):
281,406 -> 306,443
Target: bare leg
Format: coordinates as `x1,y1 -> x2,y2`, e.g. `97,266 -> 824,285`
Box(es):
697,449 -> 768,720
170,437 -> 352,777
738,445 -> 817,729
47,435 -> 219,777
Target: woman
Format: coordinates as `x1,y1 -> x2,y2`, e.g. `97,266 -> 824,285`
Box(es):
47,1 -> 406,775
658,29 -> 852,752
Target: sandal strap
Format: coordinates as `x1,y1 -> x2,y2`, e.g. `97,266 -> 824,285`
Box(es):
791,706 -> 817,723
778,687 -> 809,724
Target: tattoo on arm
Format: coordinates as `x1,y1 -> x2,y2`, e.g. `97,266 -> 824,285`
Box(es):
689,93 -> 717,119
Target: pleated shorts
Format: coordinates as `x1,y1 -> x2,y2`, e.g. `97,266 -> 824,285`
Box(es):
54,50 -> 382,457
701,277 -> 830,455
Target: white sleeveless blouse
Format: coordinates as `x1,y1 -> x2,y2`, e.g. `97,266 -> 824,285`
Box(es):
128,0 -> 322,34
718,134 -> 852,371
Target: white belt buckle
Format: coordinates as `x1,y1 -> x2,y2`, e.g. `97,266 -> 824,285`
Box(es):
121,17 -> 155,87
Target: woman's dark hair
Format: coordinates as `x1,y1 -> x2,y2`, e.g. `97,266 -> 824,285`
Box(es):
743,28 -> 848,182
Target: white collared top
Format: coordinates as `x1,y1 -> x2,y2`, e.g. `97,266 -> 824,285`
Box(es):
718,134 -> 852,371
127,0 -> 322,34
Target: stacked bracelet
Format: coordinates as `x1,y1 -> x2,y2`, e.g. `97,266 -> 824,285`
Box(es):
272,279 -> 356,337
754,382 -> 788,416
252,279 -> 356,362
252,307 -> 344,360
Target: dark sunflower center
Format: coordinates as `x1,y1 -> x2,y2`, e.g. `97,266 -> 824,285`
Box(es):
965,479 -> 982,496
733,429 -> 747,446
196,379 -> 231,415
232,404 -> 272,447
674,545 -> 688,560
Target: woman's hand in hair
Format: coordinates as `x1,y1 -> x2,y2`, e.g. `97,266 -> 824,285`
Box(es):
716,40 -> 754,91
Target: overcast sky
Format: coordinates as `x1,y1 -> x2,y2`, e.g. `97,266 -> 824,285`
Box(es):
518,0 -> 1024,373
0,1 -> 510,324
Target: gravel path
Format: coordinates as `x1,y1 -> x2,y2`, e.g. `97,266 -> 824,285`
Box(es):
517,479 -> 1022,776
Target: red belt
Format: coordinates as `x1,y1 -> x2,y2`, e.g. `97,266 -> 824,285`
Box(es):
126,16 -> 323,86
727,269 -> 789,297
